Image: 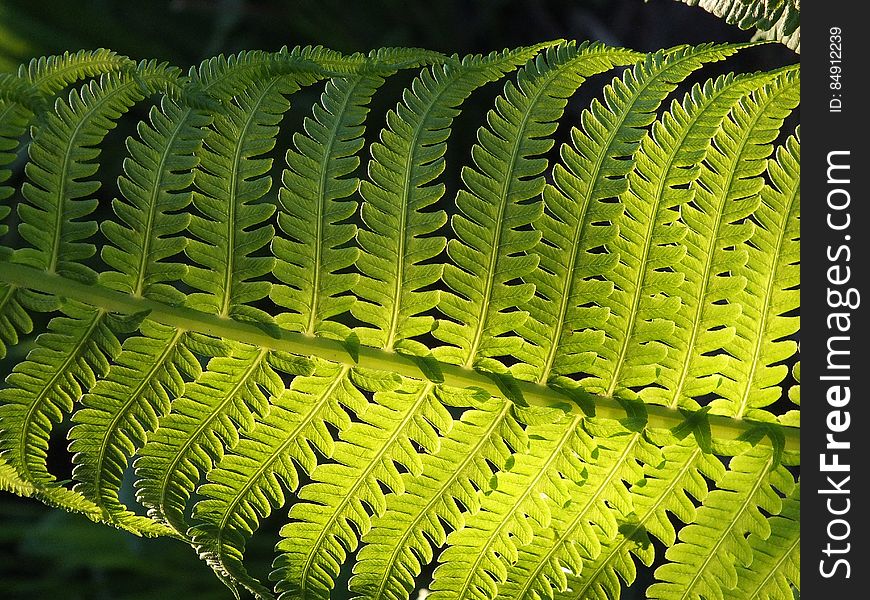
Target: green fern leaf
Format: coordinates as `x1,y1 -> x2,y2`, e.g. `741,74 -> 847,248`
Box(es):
351,396 -> 525,600
0,453 -> 34,495
0,302 -> 122,486
713,127 -> 800,421
531,43 -> 742,400
271,72 -> 383,339
434,42 -> 639,374
273,376 -> 451,599
0,50 -> 135,354
352,44 -> 558,353
673,0 -> 800,52
562,439 -> 725,600
734,482 -> 800,599
648,445 -> 795,600
189,361 -> 365,597
657,67 -> 798,418
429,413 -> 596,600
134,343 -> 310,533
0,41 -> 801,600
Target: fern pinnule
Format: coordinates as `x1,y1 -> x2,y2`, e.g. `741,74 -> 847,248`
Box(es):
271,73 -> 382,339
99,96 -> 205,304
782,361 -> 799,426
0,453 -> 34,495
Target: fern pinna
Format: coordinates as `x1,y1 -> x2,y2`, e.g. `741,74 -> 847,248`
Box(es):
0,42 -> 799,600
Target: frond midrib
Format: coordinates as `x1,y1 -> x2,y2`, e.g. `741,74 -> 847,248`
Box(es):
0,262 -> 800,452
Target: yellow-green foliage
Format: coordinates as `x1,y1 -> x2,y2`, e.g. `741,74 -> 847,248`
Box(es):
0,43 -> 799,599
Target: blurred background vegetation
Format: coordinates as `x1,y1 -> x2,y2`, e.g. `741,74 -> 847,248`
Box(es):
0,1 -> 797,598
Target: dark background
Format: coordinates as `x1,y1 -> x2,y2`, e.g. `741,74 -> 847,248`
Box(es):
0,1 -> 797,598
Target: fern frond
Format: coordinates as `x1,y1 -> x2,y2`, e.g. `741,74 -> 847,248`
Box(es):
658,67 -> 799,415
0,65 -> 183,523
67,321 -> 197,523
531,43 -> 741,400
429,413 -> 596,600
134,343 -> 310,533
714,127 -> 800,421
0,453 -> 34,495
434,42 -> 639,375
673,0 -> 800,52
352,44 -> 557,353
0,42 -> 801,600
0,302 -> 122,486
351,396 -> 525,600
185,73 -> 316,323
271,73 -> 382,339
189,361 -> 364,598
648,445 -> 795,600
273,376 -> 451,599
0,62 -> 181,358
561,439 -> 725,600
734,482 -> 799,599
